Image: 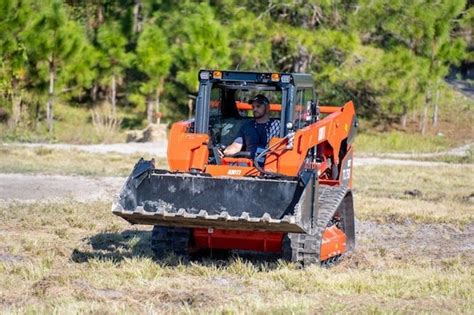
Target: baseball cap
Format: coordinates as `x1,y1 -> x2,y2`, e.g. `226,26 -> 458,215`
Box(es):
249,94 -> 270,107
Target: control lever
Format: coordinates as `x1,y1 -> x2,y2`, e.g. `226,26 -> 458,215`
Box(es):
212,144 -> 226,165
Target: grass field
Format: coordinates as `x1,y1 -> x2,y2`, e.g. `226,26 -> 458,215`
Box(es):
1,159 -> 473,313
0,145 -> 167,177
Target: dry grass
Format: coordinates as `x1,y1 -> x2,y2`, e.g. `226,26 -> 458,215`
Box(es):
0,161 -> 473,313
0,145 -> 166,177
0,201 -> 472,314
354,164 -> 474,226
0,148 -> 473,313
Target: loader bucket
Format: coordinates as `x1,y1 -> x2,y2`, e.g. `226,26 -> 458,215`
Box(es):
112,160 -> 316,233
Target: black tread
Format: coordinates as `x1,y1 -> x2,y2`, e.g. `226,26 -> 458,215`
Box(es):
283,185 -> 351,266
151,225 -> 192,260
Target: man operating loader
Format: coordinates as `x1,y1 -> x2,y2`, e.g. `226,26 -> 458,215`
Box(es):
113,70 -> 357,266
222,94 -> 280,158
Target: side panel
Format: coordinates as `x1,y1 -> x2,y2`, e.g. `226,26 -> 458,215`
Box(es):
193,229 -> 284,253
338,146 -> 354,188
320,225 -> 347,261
168,122 -> 209,172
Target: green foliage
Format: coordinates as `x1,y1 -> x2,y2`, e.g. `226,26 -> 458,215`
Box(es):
96,21 -> 134,84
222,6 -> 273,71
136,24 -> 171,87
165,2 -> 231,92
0,0 -> 472,139
352,0 -> 467,79
0,0 -> 34,118
25,1 -> 87,72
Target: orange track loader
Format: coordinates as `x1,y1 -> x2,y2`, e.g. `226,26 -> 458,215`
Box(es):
113,70 -> 357,265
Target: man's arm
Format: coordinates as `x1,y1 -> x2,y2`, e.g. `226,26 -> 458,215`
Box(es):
223,141 -> 243,156
221,123 -> 246,157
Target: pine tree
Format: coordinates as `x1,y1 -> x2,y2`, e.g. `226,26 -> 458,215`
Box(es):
165,3 -> 231,92
96,21 -> 134,115
351,0 -> 467,128
24,0 -> 89,134
0,0 -> 34,128
136,23 -> 171,124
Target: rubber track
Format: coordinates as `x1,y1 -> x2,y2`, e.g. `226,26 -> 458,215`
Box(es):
150,225 -> 191,259
283,185 -> 349,266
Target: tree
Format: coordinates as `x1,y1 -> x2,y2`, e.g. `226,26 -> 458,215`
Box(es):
136,23 -> 171,124
96,22 -> 134,115
24,0 -> 89,134
158,3 -> 231,118
164,3 -> 231,90
351,0 -> 467,130
0,0 -> 34,128
213,2 -> 273,71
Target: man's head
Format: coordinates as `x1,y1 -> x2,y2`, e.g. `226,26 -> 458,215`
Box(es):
250,94 -> 270,120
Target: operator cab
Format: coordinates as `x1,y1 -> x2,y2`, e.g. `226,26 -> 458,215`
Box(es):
195,70 -> 318,166
209,83 -> 282,145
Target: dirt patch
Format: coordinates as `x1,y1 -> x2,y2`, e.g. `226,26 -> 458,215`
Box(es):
0,173 -> 124,203
158,289 -> 216,308
4,142 -> 168,156
73,280 -> 124,300
356,220 -> 474,263
354,157 -> 467,167
0,252 -> 24,263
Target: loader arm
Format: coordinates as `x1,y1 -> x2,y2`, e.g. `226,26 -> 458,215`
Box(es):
264,101 -> 357,177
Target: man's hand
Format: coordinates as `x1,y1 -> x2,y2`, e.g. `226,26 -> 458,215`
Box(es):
217,145 -> 225,158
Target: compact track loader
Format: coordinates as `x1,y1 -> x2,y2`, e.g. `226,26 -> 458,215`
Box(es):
113,70 -> 357,266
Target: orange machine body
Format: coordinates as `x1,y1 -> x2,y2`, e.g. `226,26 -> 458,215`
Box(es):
168,101 -> 355,185
166,102 -> 355,261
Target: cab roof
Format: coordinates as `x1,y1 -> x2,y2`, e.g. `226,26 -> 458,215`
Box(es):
199,70 -> 314,88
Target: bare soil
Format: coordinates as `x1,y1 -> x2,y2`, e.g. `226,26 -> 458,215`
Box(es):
355,220 -> 474,264
3,141 -> 167,156
0,173 -> 123,203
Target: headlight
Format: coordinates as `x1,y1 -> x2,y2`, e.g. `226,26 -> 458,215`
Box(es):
199,71 -> 210,80
281,75 -> 291,83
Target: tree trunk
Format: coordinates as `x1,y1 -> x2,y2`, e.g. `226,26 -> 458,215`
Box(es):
146,96 -> 153,124
420,91 -> 431,135
111,74 -> 116,116
400,104 -> 408,128
155,80 -> 163,125
47,62 -> 55,134
91,83 -> 98,103
132,0 -> 142,33
97,5 -> 104,25
34,102 -> 40,129
432,89 -> 440,128
401,113 -> 407,128
292,44 -> 311,72
11,86 -> 22,128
